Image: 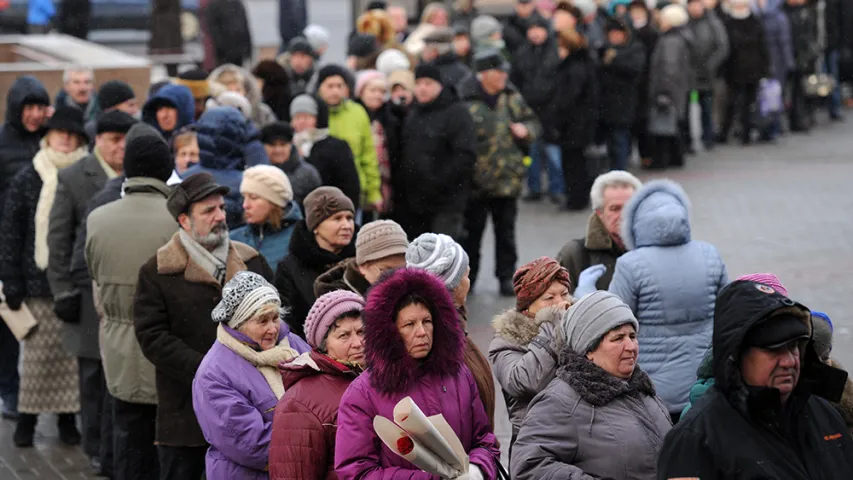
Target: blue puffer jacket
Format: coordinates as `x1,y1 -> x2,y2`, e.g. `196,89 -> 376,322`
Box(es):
609,179 -> 728,414
184,107 -> 267,229
229,201 -> 303,271
142,84 -> 196,140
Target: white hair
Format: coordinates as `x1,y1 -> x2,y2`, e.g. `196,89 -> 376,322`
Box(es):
590,171 -> 642,211
63,67 -> 94,84
660,4 -> 689,29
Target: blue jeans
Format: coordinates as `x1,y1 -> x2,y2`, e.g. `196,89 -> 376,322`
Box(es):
825,49 -> 842,118
604,125 -> 632,171
527,141 -> 565,195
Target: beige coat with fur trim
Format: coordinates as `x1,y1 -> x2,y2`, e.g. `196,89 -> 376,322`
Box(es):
488,307 -> 563,439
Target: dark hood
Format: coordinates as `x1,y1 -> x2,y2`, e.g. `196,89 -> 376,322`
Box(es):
5,75 -> 50,132
195,106 -> 258,170
713,280 -> 848,413
142,84 -> 196,136
362,268 -> 465,395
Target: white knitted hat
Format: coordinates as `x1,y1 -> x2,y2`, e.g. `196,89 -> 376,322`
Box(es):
241,165 -> 293,207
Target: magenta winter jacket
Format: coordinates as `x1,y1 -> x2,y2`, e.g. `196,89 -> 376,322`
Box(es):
333,268 -> 500,480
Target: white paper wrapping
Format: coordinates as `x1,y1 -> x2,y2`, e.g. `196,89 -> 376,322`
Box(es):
373,416 -> 461,478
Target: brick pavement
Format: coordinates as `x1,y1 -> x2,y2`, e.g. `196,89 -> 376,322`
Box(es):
2,119 -> 853,477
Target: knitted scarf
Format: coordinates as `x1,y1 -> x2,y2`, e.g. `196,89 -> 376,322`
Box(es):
33,140 -> 88,269
293,127 -> 330,157
216,324 -> 299,399
179,229 -> 230,285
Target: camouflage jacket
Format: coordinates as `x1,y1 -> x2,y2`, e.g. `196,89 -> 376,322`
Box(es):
460,78 -> 540,199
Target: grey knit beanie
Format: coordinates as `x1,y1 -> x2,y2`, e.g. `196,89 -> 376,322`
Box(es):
406,233 -> 469,291
562,291 -> 639,354
290,94 -> 318,118
212,271 -> 282,329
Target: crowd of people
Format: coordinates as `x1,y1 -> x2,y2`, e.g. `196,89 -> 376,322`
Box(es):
0,0 -> 852,479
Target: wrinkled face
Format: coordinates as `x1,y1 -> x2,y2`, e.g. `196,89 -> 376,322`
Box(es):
740,340 -> 804,404
66,71 -> 94,104
396,303 -> 434,359
361,79 -> 387,111
175,140 -> 200,174
21,104 -> 48,132
454,35 -> 471,57
324,316 -> 366,365
586,324 -> 639,379
291,112 -> 317,133
527,281 -> 571,316
242,193 -> 275,225
527,25 -> 549,45
452,267 -> 471,307
553,10 -> 577,31
688,0 -> 705,17
239,310 -> 281,351
264,139 -> 292,165
290,52 -> 314,74
157,106 -> 178,132
319,75 -> 347,106
414,78 -> 443,105
114,98 -> 140,117
180,195 -> 228,250
358,254 -> 407,285
481,69 -> 508,93
391,85 -> 414,106
596,184 -> 635,241
607,29 -> 627,45
388,6 -> 409,32
95,132 -> 127,171
314,211 -> 355,251
46,129 -> 81,154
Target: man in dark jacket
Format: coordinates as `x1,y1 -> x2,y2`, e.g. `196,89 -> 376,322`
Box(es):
204,0 -> 253,67
460,51 -> 540,295
134,172 -> 274,480
47,110 -> 136,474
556,171 -> 641,294
658,280 -> 853,479
55,68 -> 97,122
0,75 -> 49,419
686,0 -> 728,150
396,64 -> 477,241
598,17 -> 646,171
421,28 -> 474,91
83,80 -> 139,145
504,0 -> 545,56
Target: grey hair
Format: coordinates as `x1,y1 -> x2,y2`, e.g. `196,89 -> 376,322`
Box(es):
63,68 -> 94,84
590,171 -> 642,211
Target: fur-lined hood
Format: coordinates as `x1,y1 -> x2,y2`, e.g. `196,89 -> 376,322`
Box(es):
557,346 -> 656,406
363,268 -> 465,394
492,307 -> 564,346
620,179 -> 692,251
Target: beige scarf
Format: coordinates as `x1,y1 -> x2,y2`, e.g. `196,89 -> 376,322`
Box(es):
33,140 -> 88,270
216,324 -> 299,399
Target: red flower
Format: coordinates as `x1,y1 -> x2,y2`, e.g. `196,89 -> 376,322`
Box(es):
397,436 -> 414,455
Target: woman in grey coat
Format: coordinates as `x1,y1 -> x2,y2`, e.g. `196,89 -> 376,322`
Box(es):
511,291 -> 672,480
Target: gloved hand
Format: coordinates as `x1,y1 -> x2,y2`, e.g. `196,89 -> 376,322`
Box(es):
573,264 -> 607,298
450,464 -> 484,480
53,292 -> 81,324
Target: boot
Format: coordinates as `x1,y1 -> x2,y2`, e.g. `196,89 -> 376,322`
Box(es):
57,413 -> 81,446
13,413 -> 37,447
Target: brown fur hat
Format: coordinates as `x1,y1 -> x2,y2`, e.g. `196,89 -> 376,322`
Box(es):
357,9 -> 397,46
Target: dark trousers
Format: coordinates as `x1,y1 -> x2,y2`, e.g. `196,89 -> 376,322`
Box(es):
462,197 -> 518,284
682,89 -> 715,147
651,135 -> 683,168
158,445 -> 206,480
720,82 -> 758,143
789,70 -> 814,131
0,320 -> 19,414
561,146 -> 591,209
397,209 -> 465,243
631,119 -> 653,160
602,123 -> 632,171
114,398 -> 159,480
79,358 -> 113,465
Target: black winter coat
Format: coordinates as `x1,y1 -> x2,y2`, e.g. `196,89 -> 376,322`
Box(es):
0,76 -> 49,213
541,50 -> 597,148
722,14 -> 770,85
503,12 -> 546,56
784,3 -> 820,71
431,52 -> 474,93
275,221 -> 356,338
398,88 -> 477,214
633,25 -> 660,122
658,281 -> 853,480
598,39 -> 646,125
511,38 -> 562,115
306,136 -> 362,211
204,0 -> 253,65
0,166 -> 52,306
134,235 -> 274,446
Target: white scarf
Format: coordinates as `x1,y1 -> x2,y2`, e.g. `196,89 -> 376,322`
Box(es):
33,140 -> 88,270
179,229 -> 230,284
293,128 -> 330,157
216,324 -> 299,399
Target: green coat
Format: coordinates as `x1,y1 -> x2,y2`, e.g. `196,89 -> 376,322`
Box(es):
462,79 -> 540,199
85,178 -> 177,404
327,100 -> 382,206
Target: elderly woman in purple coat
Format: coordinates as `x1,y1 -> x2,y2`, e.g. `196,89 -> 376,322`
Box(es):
334,268 -> 501,479
192,271 -> 310,479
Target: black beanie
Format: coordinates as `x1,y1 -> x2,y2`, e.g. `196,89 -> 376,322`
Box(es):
98,80 -> 136,111
260,122 -> 294,144
96,110 -> 138,135
123,123 -> 175,182
415,64 -> 443,84
348,33 -> 379,58
317,64 -> 355,91
177,68 -> 209,81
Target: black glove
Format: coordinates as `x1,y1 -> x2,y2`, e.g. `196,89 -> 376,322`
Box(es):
4,295 -> 23,311
53,292 -> 81,324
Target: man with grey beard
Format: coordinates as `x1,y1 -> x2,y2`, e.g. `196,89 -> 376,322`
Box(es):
133,172 -> 274,480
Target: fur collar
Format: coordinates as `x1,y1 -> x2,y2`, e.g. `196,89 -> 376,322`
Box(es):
363,268 -> 465,395
492,307 -> 562,346
585,213 -> 619,251
216,324 -> 299,399
156,232 -> 261,289
288,221 -> 357,271
557,347 -> 656,406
